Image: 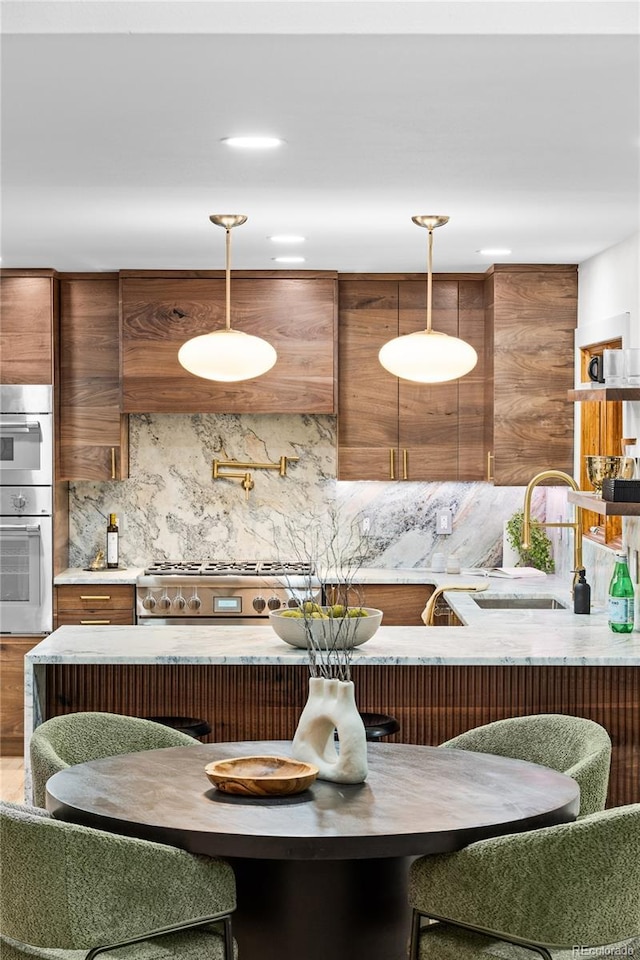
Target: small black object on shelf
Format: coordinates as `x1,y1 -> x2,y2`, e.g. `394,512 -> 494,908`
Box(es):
602,478 -> 640,502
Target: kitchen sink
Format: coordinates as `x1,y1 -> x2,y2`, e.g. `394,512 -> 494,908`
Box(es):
472,597 -> 568,611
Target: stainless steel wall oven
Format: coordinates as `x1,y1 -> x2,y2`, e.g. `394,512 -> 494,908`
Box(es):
0,385 -> 53,634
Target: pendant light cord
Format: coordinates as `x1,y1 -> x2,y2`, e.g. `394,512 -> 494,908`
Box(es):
225,227 -> 232,332
426,226 -> 433,335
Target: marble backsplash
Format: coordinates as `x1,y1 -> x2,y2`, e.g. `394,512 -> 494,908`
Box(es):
70,413 -> 570,577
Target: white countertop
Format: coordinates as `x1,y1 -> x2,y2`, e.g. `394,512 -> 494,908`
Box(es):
29,568 -> 640,666
55,567 -> 143,585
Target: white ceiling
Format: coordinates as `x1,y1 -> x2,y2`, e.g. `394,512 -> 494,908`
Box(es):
1,1 -> 639,273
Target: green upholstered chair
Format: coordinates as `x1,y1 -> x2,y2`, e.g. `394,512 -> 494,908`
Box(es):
30,712 -> 197,808
440,714 -> 611,816
408,803 -> 640,960
0,801 -> 236,960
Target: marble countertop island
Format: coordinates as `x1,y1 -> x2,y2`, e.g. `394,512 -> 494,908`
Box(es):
25,570 -> 640,803
31,568 -> 640,667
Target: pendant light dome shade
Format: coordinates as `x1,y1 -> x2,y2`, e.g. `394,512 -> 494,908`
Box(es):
378,215 -> 478,383
378,329 -> 478,383
178,214 -> 277,382
178,329 -> 277,382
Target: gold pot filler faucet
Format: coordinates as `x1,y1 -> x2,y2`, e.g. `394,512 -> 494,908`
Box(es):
522,470 -> 583,594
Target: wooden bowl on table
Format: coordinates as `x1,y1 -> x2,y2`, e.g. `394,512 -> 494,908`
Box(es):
205,755 -> 319,796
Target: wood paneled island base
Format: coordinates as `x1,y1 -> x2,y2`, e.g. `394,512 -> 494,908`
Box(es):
46,741 -> 579,960
42,662 -> 639,807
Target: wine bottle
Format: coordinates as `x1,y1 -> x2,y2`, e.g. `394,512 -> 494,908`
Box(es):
106,513 -> 119,569
607,552 -> 634,634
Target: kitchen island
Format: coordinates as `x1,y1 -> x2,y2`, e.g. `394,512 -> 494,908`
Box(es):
29,571 -> 640,805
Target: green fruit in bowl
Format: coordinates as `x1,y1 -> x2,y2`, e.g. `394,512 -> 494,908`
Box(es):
329,604 -> 346,617
302,601 -> 323,614
347,607 -> 369,618
281,609 -> 303,618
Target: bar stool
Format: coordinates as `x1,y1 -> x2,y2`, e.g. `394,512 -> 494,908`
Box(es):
145,715 -> 212,739
359,711 -> 400,741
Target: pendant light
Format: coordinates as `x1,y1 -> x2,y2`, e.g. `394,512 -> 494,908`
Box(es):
178,215 -> 277,382
378,216 -> 478,383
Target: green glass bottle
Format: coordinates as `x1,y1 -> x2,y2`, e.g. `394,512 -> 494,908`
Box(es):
607,552 -> 634,634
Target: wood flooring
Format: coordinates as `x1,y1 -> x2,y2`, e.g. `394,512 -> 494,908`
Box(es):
0,756 -> 25,802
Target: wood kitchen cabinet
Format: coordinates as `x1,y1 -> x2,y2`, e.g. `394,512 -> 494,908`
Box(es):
337,276 -> 486,481
58,275 -> 129,480
54,584 -> 135,627
0,270 -> 57,384
0,636 -> 42,755
120,271 -> 338,414
325,582 -> 432,625
485,265 -> 577,485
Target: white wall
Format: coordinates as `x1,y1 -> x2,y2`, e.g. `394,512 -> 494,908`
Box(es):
578,232 -> 639,340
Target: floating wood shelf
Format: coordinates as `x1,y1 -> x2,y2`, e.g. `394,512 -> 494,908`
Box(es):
568,491 -> 640,516
568,387 -> 640,402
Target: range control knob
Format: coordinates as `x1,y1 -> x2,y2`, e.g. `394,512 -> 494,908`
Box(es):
12,494 -> 27,510
174,594 -> 186,610
187,595 -> 201,611
287,598 -> 301,608
142,594 -> 156,610
267,596 -> 282,611
157,593 -> 171,610
252,596 -> 266,613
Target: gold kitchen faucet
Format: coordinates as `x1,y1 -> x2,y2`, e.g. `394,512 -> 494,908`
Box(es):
522,470 -> 583,594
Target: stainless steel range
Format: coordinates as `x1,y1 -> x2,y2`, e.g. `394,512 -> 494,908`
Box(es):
136,561 -> 321,625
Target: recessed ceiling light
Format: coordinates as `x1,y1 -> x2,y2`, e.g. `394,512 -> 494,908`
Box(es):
268,235 -> 306,244
221,136 -> 283,149
272,256 -> 306,263
477,248 -> 512,256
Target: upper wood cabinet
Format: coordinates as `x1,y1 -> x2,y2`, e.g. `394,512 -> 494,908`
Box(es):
120,271 -> 338,414
337,276 -> 487,481
58,276 -> 129,480
0,270 -> 57,384
485,265 -> 577,486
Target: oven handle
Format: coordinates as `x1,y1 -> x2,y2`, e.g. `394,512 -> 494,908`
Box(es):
0,421 -> 41,432
0,523 -> 41,534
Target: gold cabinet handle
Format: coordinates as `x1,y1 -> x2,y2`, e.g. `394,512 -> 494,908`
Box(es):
389,448 -> 396,480
487,452 -> 494,482
79,595 -> 111,601
402,449 -> 408,480
111,447 -> 116,479
80,619 -> 111,625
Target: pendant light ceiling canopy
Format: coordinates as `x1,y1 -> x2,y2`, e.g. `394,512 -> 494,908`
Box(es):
378,216 -> 478,384
178,214 -> 278,383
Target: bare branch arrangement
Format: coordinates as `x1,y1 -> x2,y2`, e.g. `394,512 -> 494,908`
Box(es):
277,508 -> 375,681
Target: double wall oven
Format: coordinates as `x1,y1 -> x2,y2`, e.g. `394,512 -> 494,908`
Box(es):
136,561 -> 320,626
0,385 -> 53,634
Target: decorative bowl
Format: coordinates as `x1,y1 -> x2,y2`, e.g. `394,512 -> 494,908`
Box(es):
584,455 -> 635,496
204,755 -> 319,796
269,607 -> 383,649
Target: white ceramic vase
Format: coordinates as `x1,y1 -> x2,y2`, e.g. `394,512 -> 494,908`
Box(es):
291,676 -> 368,784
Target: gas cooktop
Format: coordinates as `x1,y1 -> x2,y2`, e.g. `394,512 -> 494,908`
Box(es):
144,560 -> 314,578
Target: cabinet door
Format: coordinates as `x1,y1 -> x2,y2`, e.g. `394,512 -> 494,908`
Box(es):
488,267 -> 577,485
338,280 -> 399,479
58,277 -> 129,480
326,583 -> 431,626
0,272 -> 56,384
54,584 -> 135,627
121,274 -> 337,414
338,277 -> 487,482
0,636 -> 41,755
398,280 -> 459,480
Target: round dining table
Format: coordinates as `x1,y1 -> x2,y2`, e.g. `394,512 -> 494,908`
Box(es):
46,739 -> 579,960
